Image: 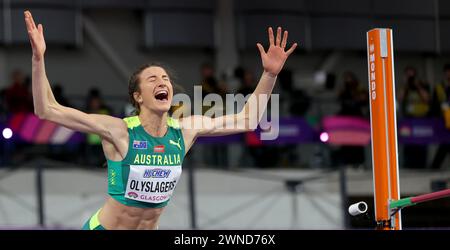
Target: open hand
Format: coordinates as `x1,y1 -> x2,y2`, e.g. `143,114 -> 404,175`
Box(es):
257,27 -> 297,77
24,11 -> 46,61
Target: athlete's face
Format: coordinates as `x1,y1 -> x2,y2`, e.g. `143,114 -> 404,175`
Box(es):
135,66 -> 173,114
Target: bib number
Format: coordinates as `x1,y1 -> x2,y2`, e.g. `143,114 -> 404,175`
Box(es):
125,165 -> 182,203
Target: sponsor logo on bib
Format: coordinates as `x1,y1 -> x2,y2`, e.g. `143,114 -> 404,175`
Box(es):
125,165 -> 182,204
127,192 -> 138,198
143,168 -> 171,178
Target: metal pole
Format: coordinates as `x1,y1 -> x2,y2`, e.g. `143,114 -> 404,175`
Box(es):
3,0 -> 12,45
1,139 -> 8,166
433,0 -> 441,55
215,0 -> 239,83
286,180 -> 301,229
187,161 -> 197,229
291,188 -> 298,229
339,166 -> 350,229
36,160 -> 45,227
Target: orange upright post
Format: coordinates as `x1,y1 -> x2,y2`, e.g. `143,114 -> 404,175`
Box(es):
366,28 -> 401,230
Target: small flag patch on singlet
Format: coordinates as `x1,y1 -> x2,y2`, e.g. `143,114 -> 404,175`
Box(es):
154,145 -> 165,153
133,140 -> 147,149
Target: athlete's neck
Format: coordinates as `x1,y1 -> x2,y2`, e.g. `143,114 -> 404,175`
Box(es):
138,110 -> 168,138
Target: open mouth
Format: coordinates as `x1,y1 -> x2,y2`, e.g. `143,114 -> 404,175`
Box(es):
154,90 -> 169,102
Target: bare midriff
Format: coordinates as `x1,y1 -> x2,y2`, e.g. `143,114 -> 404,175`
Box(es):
98,197 -> 165,230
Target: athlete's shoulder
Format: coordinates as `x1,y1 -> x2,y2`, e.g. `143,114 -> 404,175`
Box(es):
123,116 -> 141,129
123,115 -> 180,129
167,116 -> 181,129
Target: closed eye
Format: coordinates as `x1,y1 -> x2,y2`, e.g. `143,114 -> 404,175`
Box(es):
146,75 -> 169,82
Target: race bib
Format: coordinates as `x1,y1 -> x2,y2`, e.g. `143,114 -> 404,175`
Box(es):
125,165 -> 182,203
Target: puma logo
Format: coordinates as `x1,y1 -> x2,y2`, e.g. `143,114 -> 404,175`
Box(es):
169,138 -> 182,150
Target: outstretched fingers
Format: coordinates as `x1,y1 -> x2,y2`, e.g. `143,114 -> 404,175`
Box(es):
29,12 -> 37,30
286,43 -> 298,56
256,43 -> 266,56
24,11 -> 36,33
268,27 -> 274,46
38,24 -> 43,35
262,26 -> 297,57
276,27 -> 281,46
281,31 -> 288,49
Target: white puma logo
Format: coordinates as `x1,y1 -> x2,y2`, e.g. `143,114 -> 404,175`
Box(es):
169,138 -> 181,150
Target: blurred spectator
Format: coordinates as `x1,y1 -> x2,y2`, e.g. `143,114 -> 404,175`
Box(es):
199,63 -> 228,167
4,70 -> 33,113
84,88 -> 112,166
337,71 -> 368,117
47,83 -> 80,162
0,89 -> 9,166
52,83 -> 72,107
332,71 -> 369,167
200,63 -> 227,99
1,72 -> 33,166
123,103 -> 135,117
169,77 -> 186,119
225,66 -> 245,93
430,64 -> 450,170
398,66 -> 431,169
237,69 -> 280,168
237,70 -> 255,97
311,71 -> 339,125
399,66 -> 431,118
85,88 -> 112,115
0,89 -> 7,117
200,62 -> 227,117
279,69 -> 311,117
278,69 -> 311,166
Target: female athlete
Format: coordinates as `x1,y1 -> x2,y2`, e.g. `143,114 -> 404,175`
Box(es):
24,10 -> 297,230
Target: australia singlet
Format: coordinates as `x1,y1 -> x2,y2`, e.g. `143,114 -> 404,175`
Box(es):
107,116 -> 185,208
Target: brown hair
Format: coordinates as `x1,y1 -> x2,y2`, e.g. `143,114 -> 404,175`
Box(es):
128,62 -> 176,115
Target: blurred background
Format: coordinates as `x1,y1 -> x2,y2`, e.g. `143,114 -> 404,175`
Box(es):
1,0 -> 450,229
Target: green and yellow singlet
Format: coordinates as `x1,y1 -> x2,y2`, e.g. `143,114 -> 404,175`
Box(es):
107,116 -> 185,208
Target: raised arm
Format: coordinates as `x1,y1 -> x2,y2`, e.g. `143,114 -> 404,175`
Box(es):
180,27 -> 297,149
24,11 -> 126,144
